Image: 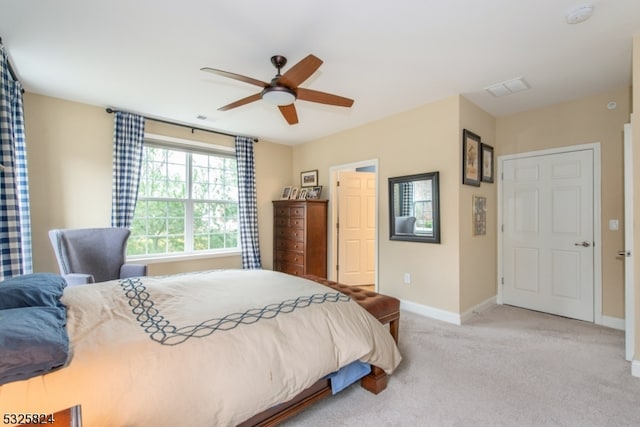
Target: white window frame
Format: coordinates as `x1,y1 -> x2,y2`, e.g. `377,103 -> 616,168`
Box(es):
127,133 -> 241,262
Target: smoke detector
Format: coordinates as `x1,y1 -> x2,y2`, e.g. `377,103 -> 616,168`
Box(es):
566,5 -> 594,24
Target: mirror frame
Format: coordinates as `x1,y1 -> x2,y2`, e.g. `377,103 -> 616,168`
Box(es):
388,171 -> 441,243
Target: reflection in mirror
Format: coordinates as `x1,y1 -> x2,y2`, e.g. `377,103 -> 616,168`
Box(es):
389,172 -> 440,243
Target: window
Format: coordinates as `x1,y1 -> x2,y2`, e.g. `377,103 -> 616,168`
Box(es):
408,180 -> 433,235
127,143 -> 239,257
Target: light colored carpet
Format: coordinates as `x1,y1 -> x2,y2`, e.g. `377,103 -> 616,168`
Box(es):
281,304 -> 640,426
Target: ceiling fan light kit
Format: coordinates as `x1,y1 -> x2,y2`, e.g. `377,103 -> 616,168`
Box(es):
261,86 -> 296,106
201,54 -> 353,125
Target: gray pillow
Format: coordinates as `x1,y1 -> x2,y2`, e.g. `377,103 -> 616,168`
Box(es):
0,273 -> 67,309
0,306 -> 70,385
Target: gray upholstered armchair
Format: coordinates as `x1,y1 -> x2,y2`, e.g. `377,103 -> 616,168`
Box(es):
395,216 -> 416,234
48,227 -> 147,286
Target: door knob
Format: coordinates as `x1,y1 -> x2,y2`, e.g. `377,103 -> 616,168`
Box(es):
574,241 -> 591,247
618,250 -> 631,257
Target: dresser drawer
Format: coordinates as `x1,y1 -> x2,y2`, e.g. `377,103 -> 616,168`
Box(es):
289,206 -> 305,217
276,261 -> 304,276
274,205 -> 305,218
274,217 -> 305,228
276,250 -> 305,266
275,239 -> 304,252
274,206 -> 291,217
275,227 -> 304,241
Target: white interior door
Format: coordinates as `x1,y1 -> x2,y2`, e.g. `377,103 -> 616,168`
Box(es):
624,123 -> 635,361
337,171 -> 376,285
502,148 -> 595,322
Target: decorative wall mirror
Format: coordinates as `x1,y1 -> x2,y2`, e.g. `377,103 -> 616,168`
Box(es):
388,171 -> 440,243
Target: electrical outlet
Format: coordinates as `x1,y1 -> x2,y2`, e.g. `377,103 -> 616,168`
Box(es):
403,273 -> 411,284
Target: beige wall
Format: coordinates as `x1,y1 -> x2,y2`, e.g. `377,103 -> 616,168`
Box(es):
496,86 -> 631,319
24,93 -> 291,275
25,94 -> 113,273
459,97 -> 498,313
293,96 -> 464,313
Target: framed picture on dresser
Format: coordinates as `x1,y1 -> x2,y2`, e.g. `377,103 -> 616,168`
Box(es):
280,186 -> 292,200
290,187 -> 299,200
306,186 -> 323,200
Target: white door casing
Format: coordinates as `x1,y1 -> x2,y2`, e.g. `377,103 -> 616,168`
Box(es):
499,144 -> 601,323
623,123 -> 634,361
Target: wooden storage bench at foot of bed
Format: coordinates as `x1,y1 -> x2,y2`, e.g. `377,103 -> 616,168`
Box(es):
300,275 -> 400,344
301,274 -> 400,395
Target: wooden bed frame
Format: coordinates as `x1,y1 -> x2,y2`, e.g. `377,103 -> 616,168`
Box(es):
239,275 -> 400,426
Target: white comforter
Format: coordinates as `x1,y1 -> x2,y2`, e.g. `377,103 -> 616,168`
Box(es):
0,269 -> 401,426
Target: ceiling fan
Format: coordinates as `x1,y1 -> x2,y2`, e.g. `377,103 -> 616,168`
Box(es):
201,54 -> 354,125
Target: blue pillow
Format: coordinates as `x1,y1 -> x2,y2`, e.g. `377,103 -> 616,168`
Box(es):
0,273 -> 67,309
0,306 -> 70,385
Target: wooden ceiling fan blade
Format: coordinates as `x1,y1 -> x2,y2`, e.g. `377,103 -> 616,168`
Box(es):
278,104 -> 299,125
218,93 -> 262,111
297,88 -> 354,108
278,54 -> 323,88
201,67 -> 268,88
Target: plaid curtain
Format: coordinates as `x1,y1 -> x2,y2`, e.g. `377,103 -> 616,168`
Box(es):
0,44 -> 32,279
111,112 -> 145,228
235,136 -> 261,269
400,182 -> 414,216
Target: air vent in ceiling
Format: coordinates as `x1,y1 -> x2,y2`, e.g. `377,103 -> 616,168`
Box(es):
485,77 -> 530,97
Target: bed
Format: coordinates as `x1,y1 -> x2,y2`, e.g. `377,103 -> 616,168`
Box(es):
0,269 -> 401,426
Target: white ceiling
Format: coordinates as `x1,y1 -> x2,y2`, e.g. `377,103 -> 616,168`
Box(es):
1,0 -> 639,145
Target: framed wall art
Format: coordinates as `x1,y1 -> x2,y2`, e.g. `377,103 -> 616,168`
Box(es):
462,129 -> 481,187
300,169 -> 318,187
472,195 -> 487,236
481,143 -> 494,183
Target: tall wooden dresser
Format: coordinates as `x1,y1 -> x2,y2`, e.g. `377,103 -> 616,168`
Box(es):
273,199 -> 328,278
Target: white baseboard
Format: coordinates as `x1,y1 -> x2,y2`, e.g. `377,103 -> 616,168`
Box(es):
600,315 -> 625,331
400,299 -> 461,325
632,360 -> 640,378
461,296 -> 497,323
400,296 -> 497,326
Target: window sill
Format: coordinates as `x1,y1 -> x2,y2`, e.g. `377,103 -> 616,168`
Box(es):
127,249 -> 241,265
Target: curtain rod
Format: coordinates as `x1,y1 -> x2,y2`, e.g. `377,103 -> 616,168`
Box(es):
0,37 -> 25,93
105,108 -> 258,142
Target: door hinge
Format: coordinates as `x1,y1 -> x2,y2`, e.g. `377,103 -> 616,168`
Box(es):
336,180 -> 340,187
501,277 -> 504,285
501,224 -> 504,232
